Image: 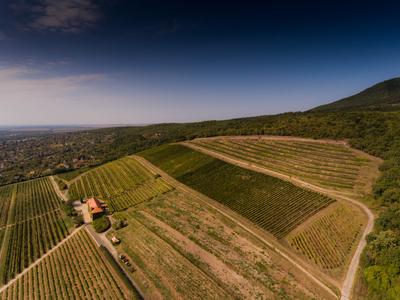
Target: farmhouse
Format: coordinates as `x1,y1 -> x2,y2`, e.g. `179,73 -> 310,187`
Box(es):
86,197 -> 107,220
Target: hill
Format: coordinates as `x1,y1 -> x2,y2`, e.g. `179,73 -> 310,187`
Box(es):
311,78 -> 400,112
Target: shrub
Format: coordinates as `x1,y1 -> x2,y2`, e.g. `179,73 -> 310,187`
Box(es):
112,219 -> 128,230
73,215 -> 84,227
92,216 -> 111,233
381,188 -> 400,204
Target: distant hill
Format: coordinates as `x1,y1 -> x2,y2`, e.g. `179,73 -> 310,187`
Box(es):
311,78 -> 400,112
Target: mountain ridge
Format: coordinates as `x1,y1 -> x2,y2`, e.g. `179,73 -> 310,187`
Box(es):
311,77 -> 400,112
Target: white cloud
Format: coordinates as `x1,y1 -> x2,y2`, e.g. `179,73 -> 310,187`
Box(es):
0,67 -> 104,94
0,66 -> 109,125
13,0 -> 102,33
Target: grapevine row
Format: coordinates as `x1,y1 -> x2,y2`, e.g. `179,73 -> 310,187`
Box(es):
0,230 -> 132,299
0,185 -> 15,227
139,144 -> 336,239
109,178 -> 173,211
191,139 -> 361,190
13,178 -> 62,222
69,157 -> 154,200
288,205 -> 364,269
1,210 -> 69,284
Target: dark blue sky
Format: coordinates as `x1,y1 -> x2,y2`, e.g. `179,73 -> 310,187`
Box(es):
1,0 -> 400,125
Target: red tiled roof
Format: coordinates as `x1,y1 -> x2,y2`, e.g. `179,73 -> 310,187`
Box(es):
87,198 -> 104,214
87,198 -> 102,209
91,207 -> 104,214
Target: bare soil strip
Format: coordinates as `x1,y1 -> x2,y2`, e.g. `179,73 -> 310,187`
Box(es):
181,140 -> 375,300
133,155 -> 339,299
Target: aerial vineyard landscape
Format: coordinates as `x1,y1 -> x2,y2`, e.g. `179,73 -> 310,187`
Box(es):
2,3 -> 400,299
0,132 -> 386,300
138,143 -> 336,238
111,189 -> 333,299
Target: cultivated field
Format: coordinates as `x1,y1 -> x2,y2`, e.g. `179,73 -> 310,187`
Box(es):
0,178 -> 72,284
0,229 -> 135,299
188,137 -> 379,196
0,185 -> 14,228
111,190 -> 333,299
139,144 -> 335,238
12,178 -> 63,222
287,203 -> 366,273
68,156 -> 173,211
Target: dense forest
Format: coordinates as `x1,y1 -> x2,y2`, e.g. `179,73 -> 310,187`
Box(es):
0,109 -> 399,298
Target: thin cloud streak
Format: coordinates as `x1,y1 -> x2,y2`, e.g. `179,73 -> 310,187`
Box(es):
12,0 -> 102,33
0,66 -> 108,125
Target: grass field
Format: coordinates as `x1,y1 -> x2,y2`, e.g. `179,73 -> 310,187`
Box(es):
0,229 -> 136,300
68,156 -> 173,211
0,178 -> 72,284
111,190 -> 330,299
287,203 -> 366,272
139,144 -> 335,238
189,137 -> 377,195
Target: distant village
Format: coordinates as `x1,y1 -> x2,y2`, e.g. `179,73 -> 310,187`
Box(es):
0,130 -> 115,185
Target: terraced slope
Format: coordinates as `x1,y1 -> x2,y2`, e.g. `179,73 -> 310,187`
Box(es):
138,144 -> 335,238
0,229 -> 135,300
189,137 -> 376,196
111,190 -> 331,299
68,156 -> 173,211
287,204 -> 366,271
0,178 -> 72,284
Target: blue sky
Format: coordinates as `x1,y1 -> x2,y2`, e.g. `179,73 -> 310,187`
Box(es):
1,0 -> 400,125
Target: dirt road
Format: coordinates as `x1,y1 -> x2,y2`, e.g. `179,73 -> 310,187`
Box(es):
50,176 -> 68,202
181,141 -> 375,300
134,155 -> 339,299
85,225 -> 145,298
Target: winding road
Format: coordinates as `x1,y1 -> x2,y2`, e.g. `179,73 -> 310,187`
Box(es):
180,140 -> 376,300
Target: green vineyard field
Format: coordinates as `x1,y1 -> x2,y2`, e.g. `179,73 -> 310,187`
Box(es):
13,178 -> 64,222
109,179 -> 172,211
0,185 -> 14,228
139,144 -> 335,238
288,204 -> 365,269
190,138 -> 371,193
0,177 -> 72,284
1,211 -> 70,283
0,229 -> 135,300
69,157 -> 173,211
